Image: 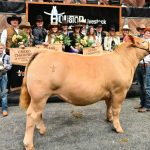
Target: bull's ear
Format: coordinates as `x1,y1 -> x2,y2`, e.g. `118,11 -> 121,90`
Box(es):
127,35 -> 135,44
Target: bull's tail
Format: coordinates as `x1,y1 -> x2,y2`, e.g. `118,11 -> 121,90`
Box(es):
19,52 -> 40,109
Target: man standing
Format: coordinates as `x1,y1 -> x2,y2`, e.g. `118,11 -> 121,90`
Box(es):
120,24 -> 131,43
1,14 -> 22,53
135,27 -> 150,112
79,20 -> 87,36
1,15 -> 22,92
32,15 -> 47,46
95,23 -> 106,48
136,24 -> 146,38
0,43 -> 12,117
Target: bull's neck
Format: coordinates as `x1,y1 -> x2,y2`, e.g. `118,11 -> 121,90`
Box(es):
115,43 -> 149,70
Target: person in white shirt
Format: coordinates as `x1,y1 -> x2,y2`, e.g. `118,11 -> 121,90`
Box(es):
104,25 -> 120,51
0,15 -> 22,93
0,14 -> 22,54
135,27 -> 150,112
0,43 -> 12,117
95,23 -> 106,48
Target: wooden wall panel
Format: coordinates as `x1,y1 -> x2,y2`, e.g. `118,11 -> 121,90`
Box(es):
123,0 -> 145,7
121,18 -> 150,34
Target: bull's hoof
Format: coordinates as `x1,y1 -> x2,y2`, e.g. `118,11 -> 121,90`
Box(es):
115,127 -> 124,133
24,145 -> 35,150
107,117 -> 113,122
39,127 -> 47,135
24,141 -> 35,150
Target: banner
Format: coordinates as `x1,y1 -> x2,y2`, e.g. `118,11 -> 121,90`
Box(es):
83,46 -> 103,56
10,44 -> 62,66
27,3 -> 121,31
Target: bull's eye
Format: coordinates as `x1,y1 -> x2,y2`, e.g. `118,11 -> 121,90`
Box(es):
141,41 -> 147,47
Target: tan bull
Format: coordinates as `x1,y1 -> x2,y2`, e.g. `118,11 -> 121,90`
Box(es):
20,35 -> 150,150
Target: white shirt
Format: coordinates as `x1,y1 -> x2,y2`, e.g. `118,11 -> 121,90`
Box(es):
1,28 -> 19,45
97,32 -> 102,44
140,38 -> 150,64
104,36 -> 120,51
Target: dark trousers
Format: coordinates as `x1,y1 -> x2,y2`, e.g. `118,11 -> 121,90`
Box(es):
136,64 -> 150,108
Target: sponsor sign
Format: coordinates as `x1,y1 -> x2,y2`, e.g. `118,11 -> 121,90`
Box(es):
83,46 -> 103,55
10,44 -> 62,66
27,3 -> 121,31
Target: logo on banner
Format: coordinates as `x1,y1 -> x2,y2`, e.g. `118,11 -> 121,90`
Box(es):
44,6 -> 65,24
44,6 -> 86,24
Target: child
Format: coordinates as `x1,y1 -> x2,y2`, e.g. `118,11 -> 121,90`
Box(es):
0,43 -> 12,117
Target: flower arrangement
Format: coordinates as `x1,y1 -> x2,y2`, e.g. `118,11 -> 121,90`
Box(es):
76,36 -> 94,49
54,35 -> 71,46
11,32 -> 28,48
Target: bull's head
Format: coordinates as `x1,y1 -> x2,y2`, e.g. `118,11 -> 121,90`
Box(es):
128,35 -> 150,53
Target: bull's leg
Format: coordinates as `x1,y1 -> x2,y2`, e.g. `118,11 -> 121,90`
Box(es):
111,93 -> 126,133
23,103 -> 37,150
36,114 -> 46,135
23,98 -> 47,150
105,99 -> 113,122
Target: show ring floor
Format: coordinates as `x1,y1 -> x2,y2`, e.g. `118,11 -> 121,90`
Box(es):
0,98 -> 150,150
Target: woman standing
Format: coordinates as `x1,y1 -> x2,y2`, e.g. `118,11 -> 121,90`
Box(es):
45,23 -> 60,44
86,26 -> 98,46
69,23 -> 84,54
104,25 -> 120,51
19,22 -> 33,47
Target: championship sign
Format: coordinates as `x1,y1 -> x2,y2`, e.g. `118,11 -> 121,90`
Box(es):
10,44 -> 62,66
83,46 -> 103,56
10,47 -> 46,66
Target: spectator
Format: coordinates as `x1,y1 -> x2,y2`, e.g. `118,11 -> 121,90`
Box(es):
60,21 -> 70,52
79,20 -> 87,36
61,21 -> 69,36
135,27 -> 150,112
95,22 -> 106,47
32,15 -> 47,46
120,24 -> 131,43
136,24 -> 146,38
1,14 -> 22,53
69,23 -> 84,54
104,25 -> 120,51
0,15 -> 22,92
19,22 -> 33,47
45,22 -> 60,44
0,43 -> 12,117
